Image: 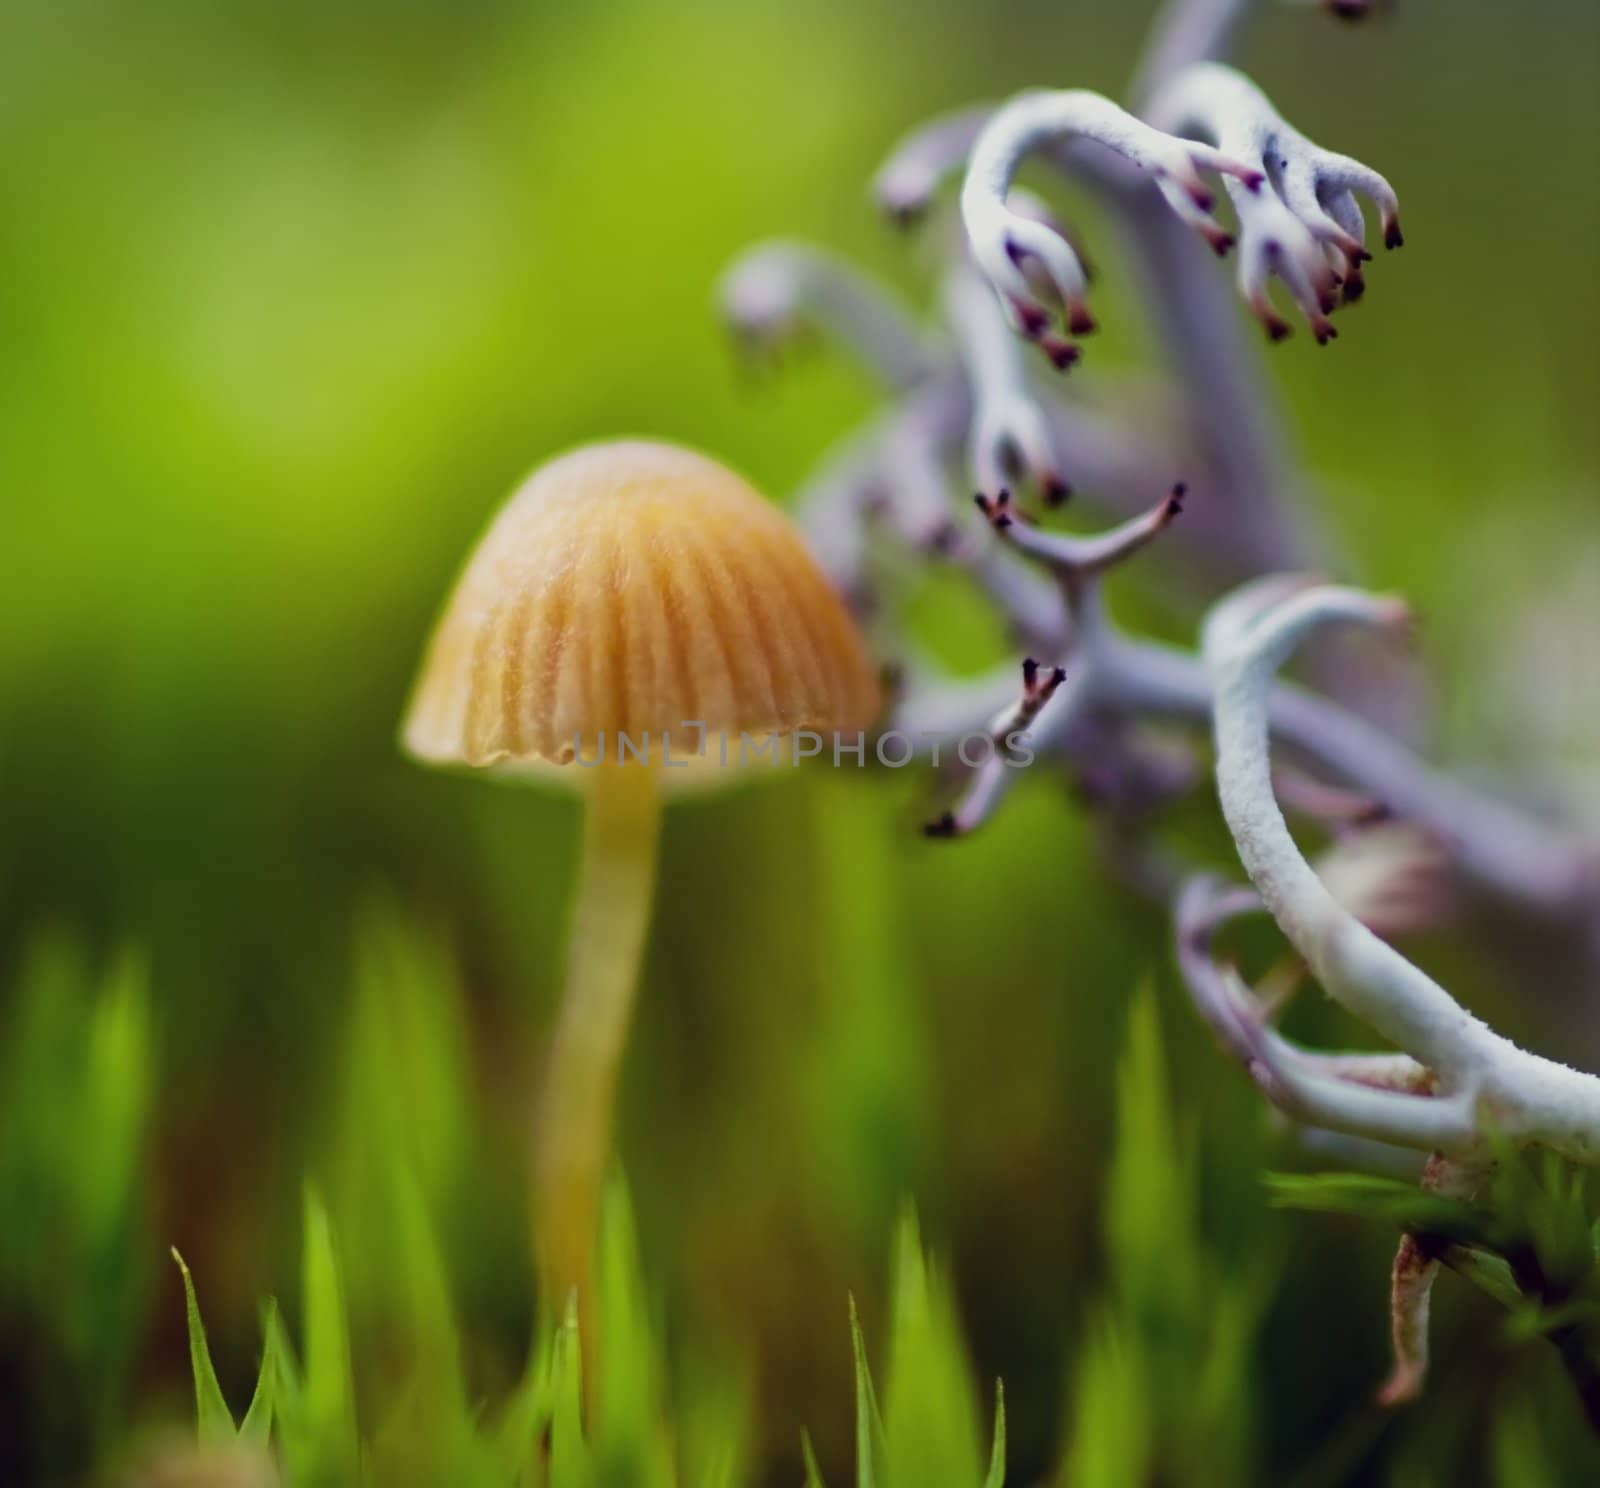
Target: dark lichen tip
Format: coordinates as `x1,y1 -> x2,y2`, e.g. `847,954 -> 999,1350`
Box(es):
1021,657 -> 1039,683
1012,299 -> 1049,338
1384,220 -> 1404,250
923,811 -> 958,839
1042,477 -> 1071,509
885,198 -> 925,231
1040,335 -> 1080,371
1067,306 -> 1098,337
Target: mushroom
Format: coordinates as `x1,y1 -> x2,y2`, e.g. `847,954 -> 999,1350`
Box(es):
401,439 -> 880,1326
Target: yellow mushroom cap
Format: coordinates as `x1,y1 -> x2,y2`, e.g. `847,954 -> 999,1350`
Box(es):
402,439 -> 881,774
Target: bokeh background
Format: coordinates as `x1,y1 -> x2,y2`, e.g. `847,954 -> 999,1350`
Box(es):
1,0 -> 1597,1482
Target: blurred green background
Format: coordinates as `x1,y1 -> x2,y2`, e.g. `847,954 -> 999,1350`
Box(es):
1,0 -> 1597,1483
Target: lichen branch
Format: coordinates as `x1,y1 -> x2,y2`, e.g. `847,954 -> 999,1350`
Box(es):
1148,63 -> 1401,342
718,240 -> 935,390
1203,578 -> 1600,1164
961,89 -> 1262,356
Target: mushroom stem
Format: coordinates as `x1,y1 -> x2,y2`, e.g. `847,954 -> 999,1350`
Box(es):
533,756 -> 662,1337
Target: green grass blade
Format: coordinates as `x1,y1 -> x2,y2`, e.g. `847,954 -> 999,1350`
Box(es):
550,1293 -> 594,1488
393,1168 -> 469,1403
882,1209 -> 982,1488
1490,1395 -> 1560,1488
1106,987 -> 1198,1324
298,1188 -> 360,1484
367,1168 -> 497,1483
1265,1172 -> 1487,1243
170,1247 -> 238,1444
677,1355 -> 751,1488
264,1295 -> 303,1414
1089,985 -> 1268,1485
80,950 -> 151,1249
238,1297 -> 282,1444
848,1295 -> 885,1488
1059,1314 -> 1149,1488
800,1431 -> 829,1488
596,1176 -> 668,1480
490,1336 -> 554,1483
981,1381 -> 1005,1488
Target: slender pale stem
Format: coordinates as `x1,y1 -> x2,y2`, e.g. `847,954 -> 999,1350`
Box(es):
534,758 -> 662,1332
1128,0 -> 1249,113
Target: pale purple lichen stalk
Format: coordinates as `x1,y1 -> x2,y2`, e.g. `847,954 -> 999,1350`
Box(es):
1182,577 -> 1600,1396
721,0 -> 1600,1415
